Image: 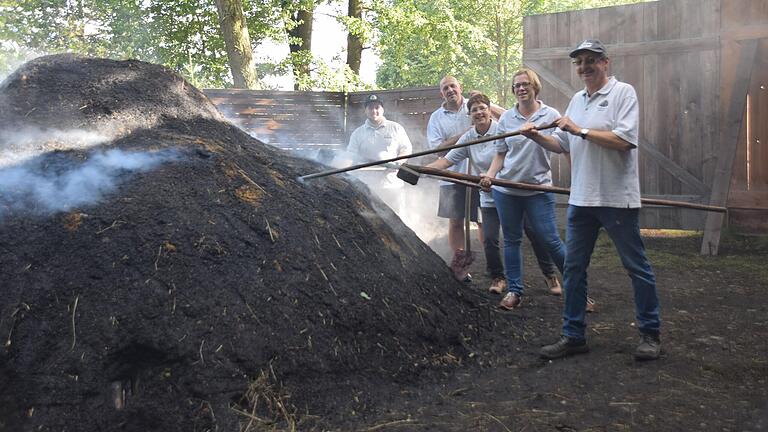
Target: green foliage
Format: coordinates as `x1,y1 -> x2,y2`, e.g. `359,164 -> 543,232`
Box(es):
374,0 -> 653,105
0,0 -> 323,88
0,0 -> 651,91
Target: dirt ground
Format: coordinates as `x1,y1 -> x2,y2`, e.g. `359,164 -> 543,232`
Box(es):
320,230 -> 768,432
1,55 -> 766,432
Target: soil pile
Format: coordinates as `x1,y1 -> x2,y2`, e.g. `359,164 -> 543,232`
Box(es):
0,55 -> 485,431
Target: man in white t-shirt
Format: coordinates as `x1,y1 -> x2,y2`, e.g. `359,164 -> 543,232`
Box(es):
348,94 -> 412,214
523,39 -> 662,361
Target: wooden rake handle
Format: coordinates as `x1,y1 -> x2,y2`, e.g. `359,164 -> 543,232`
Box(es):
405,165 -> 727,213
299,121 -> 560,181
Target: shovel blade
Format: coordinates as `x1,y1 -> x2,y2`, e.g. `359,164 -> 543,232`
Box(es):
396,165 -> 420,185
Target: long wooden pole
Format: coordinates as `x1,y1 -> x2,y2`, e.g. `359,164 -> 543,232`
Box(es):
298,121 -> 560,181
407,165 -> 727,213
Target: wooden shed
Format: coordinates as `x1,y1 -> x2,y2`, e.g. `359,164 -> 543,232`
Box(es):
522,0 -> 768,254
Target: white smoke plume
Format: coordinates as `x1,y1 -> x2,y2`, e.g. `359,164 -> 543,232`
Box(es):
0,148 -> 180,217
0,43 -> 44,83
303,148 -> 451,256
218,111 -> 452,256
0,127 -> 112,168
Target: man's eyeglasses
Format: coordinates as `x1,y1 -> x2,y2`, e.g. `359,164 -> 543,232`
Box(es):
571,57 -> 603,66
513,82 -> 532,90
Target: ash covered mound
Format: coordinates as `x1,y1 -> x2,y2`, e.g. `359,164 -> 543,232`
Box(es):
0,55 -> 485,431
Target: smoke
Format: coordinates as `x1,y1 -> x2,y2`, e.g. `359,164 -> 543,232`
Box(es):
216,108 -> 451,255
0,148 -> 180,217
323,150 -> 451,256
0,127 -> 112,168
0,43 -> 44,83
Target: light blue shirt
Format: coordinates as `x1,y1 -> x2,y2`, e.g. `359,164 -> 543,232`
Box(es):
427,99 -> 471,185
446,120 -> 499,207
554,77 -> 641,208
493,102 -> 561,196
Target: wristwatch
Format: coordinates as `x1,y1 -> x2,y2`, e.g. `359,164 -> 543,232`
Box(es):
579,128 -> 590,139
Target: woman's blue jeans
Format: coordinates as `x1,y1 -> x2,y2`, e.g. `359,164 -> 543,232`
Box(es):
562,205 -> 661,340
492,191 -> 566,296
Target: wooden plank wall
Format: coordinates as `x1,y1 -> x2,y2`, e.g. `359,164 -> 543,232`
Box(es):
203,88 -> 443,158
203,89 -> 347,152
523,0 -> 722,230
346,88 -> 443,156
722,1 -> 768,233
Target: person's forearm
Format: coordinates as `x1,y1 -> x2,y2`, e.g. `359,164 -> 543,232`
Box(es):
531,134 -> 564,153
583,129 -> 634,151
485,153 -> 505,178
426,157 -> 454,170
434,133 -> 465,156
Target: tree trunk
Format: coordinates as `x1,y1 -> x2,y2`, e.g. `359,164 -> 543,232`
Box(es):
346,0 -> 363,74
288,8 -> 313,90
215,0 -> 258,88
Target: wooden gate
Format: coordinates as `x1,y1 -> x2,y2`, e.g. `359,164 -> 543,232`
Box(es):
522,0 -> 767,253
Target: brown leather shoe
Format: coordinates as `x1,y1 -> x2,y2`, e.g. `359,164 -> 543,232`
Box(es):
498,292 -> 521,310
545,276 -> 562,296
488,278 -> 507,294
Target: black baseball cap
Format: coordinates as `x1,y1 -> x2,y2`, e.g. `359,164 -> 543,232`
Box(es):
569,39 -> 608,58
364,94 -> 384,107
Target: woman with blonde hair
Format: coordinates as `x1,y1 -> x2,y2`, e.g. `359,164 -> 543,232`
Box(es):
481,69 -> 569,310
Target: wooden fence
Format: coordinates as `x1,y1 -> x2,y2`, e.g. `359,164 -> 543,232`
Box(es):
203,88 -> 443,156
523,0 -> 767,252
203,89 -> 347,152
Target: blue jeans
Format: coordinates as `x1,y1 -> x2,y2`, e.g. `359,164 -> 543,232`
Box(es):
562,205 -> 661,340
492,191 -> 566,296
525,215 -> 559,278
480,207 -> 505,279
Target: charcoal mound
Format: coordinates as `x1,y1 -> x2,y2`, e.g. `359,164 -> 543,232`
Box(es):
0,53 -> 222,132
0,55 -> 486,431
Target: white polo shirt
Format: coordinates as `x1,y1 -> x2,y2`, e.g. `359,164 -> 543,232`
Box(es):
445,119 -> 499,207
348,118 -> 412,161
493,102 -> 561,196
427,99 -> 471,185
554,77 -> 641,208
348,118 -> 412,188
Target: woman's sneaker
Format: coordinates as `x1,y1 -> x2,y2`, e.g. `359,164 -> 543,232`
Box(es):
545,276 -> 562,295
488,278 -> 507,294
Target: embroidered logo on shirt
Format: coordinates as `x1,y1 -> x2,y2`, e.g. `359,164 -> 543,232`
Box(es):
599,100 -> 609,107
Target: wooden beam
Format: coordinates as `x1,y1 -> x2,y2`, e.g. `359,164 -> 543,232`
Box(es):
721,24 -> 768,41
525,60 -> 712,197
639,141 -> 711,196
523,60 -> 578,102
523,36 -> 719,61
701,40 -> 759,255
728,190 -> 768,210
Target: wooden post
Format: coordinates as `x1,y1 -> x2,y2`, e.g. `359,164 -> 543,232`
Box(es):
700,39 -> 758,255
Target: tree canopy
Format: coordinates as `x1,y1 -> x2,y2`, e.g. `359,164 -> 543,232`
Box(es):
374,0 -> 651,105
0,0 -> 650,93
